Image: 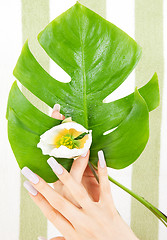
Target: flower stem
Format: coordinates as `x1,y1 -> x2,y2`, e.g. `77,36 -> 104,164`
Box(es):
88,163 -> 167,227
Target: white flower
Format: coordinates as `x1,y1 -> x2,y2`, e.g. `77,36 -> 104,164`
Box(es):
37,118 -> 92,159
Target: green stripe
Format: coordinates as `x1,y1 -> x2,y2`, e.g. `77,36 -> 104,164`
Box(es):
20,0 -> 49,239
131,0 -> 164,239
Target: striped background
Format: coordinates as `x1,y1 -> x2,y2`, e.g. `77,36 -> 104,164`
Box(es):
0,0 -> 167,239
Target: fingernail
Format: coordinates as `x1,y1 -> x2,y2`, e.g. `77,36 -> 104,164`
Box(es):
21,167 -> 39,184
47,157 -> 63,175
23,181 -> 38,196
81,150 -> 88,157
98,150 -> 106,168
38,237 -> 47,240
53,103 -> 60,112
60,113 -> 64,119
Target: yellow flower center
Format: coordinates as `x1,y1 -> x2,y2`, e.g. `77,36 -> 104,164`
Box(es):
59,135 -> 75,149
53,128 -> 89,149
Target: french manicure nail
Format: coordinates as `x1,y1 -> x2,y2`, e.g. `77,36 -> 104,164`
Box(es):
53,103 -> 60,112
38,237 -> 47,240
47,157 -> 63,175
21,167 -> 39,184
81,150 -> 88,157
23,181 -> 38,196
98,150 -> 106,168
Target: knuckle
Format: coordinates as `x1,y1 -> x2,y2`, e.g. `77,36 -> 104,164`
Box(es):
101,195 -> 116,215
76,188 -> 92,208
52,196 -> 64,210
37,194 -> 45,203
76,187 -> 86,200
81,219 -> 96,238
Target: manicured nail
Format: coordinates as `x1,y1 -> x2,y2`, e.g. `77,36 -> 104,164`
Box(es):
47,157 -> 63,175
21,167 -> 39,184
23,181 -> 38,196
81,150 -> 88,157
98,150 -> 106,168
38,237 -> 47,240
60,113 -> 64,120
53,103 -> 60,112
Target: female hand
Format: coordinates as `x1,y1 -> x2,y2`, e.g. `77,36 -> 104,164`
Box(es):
22,150 -> 139,240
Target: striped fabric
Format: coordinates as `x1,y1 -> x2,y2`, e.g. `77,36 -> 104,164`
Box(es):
0,0 -> 166,239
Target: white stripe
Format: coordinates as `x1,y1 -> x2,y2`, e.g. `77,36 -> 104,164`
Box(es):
106,0 -> 135,225
47,1 -> 77,238
50,0 -> 77,21
104,0 -> 135,103
159,0 -> 167,238
0,0 -> 21,239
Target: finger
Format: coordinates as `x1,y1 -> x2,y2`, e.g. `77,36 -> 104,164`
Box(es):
51,104 -> 65,120
21,168 -> 81,224
52,179 -> 63,192
47,157 -> 92,209
69,150 -> 90,182
23,181 -> 75,240
97,150 -> 113,201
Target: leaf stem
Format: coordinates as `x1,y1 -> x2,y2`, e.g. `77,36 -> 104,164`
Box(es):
88,162 -> 99,183
88,163 -> 167,227
108,175 -> 167,227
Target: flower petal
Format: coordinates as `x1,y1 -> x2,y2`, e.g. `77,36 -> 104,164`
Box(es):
40,122 -> 88,144
37,140 -> 55,155
37,121 -> 92,158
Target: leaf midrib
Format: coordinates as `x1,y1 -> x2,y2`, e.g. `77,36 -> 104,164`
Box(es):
78,18 -> 88,129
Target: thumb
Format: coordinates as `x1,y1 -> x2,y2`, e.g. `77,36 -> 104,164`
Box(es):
51,104 -> 65,120
70,150 -> 90,182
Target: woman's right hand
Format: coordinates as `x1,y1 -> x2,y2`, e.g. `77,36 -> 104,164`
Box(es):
23,149 -> 139,240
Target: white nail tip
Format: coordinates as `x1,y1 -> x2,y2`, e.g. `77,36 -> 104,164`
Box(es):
98,150 -> 106,168
47,157 -> 63,175
53,103 -> 60,112
21,167 -> 39,184
81,151 -> 88,157
23,181 -> 38,196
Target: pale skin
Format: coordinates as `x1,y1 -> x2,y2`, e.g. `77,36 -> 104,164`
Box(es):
22,106 -> 139,240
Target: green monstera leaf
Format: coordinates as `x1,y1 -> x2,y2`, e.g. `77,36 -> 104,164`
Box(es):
6,2 -> 160,183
